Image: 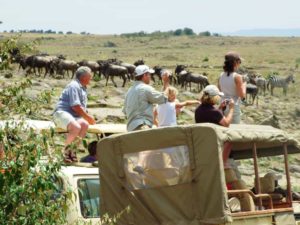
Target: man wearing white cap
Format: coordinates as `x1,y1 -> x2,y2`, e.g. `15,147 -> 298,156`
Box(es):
123,65 -> 170,131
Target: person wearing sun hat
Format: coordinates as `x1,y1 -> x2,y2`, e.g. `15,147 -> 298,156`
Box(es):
123,65 -> 170,131
195,84 -> 235,165
195,84 -> 234,127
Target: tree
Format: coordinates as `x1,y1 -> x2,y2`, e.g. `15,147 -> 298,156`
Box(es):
183,27 -> 195,35
199,31 -> 211,36
0,21 -> 2,24
173,29 -> 183,36
0,38 -> 72,224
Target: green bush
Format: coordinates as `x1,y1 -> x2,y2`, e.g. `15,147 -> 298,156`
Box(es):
103,41 -> 117,48
0,77 -> 73,224
0,122 -> 71,225
0,37 -> 71,224
202,56 -> 209,62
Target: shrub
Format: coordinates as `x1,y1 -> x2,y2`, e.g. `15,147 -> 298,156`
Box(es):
0,79 -> 72,224
0,37 -> 71,224
199,31 -> 211,36
202,56 -> 209,62
104,41 -> 117,48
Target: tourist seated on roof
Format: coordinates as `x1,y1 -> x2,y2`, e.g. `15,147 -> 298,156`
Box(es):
80,141 -> 97,163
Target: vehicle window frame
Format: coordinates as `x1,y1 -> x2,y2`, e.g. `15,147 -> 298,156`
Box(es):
76,176 -> 100,219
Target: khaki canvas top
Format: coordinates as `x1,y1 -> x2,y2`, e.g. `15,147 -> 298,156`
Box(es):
98,123 -> 300,225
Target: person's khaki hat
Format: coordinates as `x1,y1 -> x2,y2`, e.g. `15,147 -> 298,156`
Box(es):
203,85 -> 224,97
225,51 -> 244,62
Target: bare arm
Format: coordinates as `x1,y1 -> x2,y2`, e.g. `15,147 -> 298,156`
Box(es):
175,100 -> 200,108
153,107 -> 158,127
71,105 -> 96,125
161,71 -> 170,91
217,77 -> 221,90
219,100 -> 234,127
235,74 -> 246,99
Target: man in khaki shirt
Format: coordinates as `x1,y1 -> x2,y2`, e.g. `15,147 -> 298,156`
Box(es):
123,65 -> 170,131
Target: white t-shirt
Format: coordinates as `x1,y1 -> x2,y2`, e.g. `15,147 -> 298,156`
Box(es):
156,101 -> 177,127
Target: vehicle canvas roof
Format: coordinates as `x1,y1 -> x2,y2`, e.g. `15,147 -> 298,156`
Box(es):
98,123 -> 300,225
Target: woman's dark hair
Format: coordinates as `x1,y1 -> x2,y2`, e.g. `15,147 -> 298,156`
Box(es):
223,60 -> 236,76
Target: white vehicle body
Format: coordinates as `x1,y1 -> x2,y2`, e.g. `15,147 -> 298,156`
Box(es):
59,165 -> 100,224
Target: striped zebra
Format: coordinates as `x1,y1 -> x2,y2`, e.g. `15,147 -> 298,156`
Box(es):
267,74 -> 295,96
255,76 -> 267,96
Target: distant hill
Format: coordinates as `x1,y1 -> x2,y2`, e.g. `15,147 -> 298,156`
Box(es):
223,28 -> 300,37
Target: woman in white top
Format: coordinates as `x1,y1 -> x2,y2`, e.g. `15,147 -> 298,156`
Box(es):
218,52 -> 246,124
153,86 -> 200,127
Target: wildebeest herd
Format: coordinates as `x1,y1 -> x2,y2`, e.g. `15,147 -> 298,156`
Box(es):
9,49 -> 295,106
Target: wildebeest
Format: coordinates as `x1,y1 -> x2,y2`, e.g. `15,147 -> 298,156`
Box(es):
17,54 -> 50,76
175,64 -> 187,75
153,66 -> 177,85
53,59 -> 79,78
99,62 -> 128,87
185,73 -> 209,92
18,55 -> 35,73
176,70 -> 209,92
78,60 -> 100,76
133,59 -> 145,67
120,62 -> 136,80
267,74 -> 295,95
177,70 -> 189,88
152,66 -> 163,83
246,83 -> 259,106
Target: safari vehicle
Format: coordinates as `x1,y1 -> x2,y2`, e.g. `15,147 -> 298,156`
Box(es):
0,119 -> 126,225
98,123 -> 300,225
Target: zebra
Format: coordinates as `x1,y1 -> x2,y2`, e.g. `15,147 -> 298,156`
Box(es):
267,74 -> 295,96
255,76 -> 267,96
246,83 -> 259,106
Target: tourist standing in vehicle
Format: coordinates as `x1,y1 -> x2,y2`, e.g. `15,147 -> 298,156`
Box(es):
123,65 -> 170,131
195,85 -> 234,164
53,66 -> 96,163
218,52 -> 246,124
154,86 -> 200,127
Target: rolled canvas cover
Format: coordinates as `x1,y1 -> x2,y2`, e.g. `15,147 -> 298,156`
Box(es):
98,124 -> 231,225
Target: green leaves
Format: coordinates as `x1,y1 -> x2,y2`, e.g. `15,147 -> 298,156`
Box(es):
0,78 -> 54,120
0,122 -> 71,224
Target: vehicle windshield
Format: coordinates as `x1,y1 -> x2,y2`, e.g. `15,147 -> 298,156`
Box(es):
78,178 -> 100,218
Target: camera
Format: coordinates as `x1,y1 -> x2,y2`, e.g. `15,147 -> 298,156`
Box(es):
224,99 -> 230,105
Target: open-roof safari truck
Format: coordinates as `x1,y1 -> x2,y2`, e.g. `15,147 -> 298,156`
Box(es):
98,123 -> 300,225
